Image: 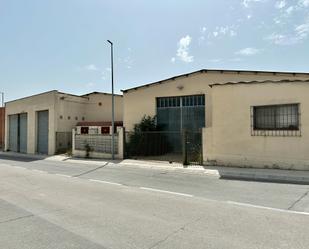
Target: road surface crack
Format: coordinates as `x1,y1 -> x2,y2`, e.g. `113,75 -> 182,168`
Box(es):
148,216 -> 203,249
73,163 -> 109,177
288,189 -> 309,210
0,214 -> 34,225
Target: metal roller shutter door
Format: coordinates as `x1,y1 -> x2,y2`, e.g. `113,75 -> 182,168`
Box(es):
37,110 -> 49,154
9,115 -> 18,152
19,113 -> 28,153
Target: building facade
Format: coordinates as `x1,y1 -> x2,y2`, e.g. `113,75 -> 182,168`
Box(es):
207,79 -> 309,170
122,69 -> 309,169
5,90 -> 123,155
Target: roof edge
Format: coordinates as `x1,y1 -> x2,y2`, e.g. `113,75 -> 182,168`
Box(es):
5,90 -> 58,105
209,79 -> 309,88
81,91 -> 123,97
121,69 -> 309,93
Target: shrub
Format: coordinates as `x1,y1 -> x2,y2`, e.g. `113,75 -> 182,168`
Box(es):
126,115 -> 170,157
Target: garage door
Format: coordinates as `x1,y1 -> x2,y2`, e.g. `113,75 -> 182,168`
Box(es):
19,113 -> 28,153
9,115 -> 18,152
37,110 -> 49,154
8,113 -> 28,153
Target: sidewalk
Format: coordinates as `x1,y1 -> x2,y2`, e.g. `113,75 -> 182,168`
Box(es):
120,159 -> 309,185
0,152 -> 309,184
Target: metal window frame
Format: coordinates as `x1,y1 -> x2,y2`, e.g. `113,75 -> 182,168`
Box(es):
250,103 -> 301,137
156,94 -> 205,109
156,94 -> 206,131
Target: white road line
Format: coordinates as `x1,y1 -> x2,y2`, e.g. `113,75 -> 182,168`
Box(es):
13,166 -> 26,170
89,179 -> 123,186
31,169 -> 46,174
54,174 -> 72,178
140,187 -> 194,197
227,201 -> 309,216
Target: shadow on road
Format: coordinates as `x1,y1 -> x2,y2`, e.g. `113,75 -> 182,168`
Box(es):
0,154 -> 44,162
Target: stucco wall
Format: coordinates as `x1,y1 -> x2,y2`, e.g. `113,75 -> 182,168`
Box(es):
55,93 -> 87,132
206,81 -> 309,170
123,71 -> 308,131
5,91 -> 124,156
84,93 -> 123,122
5,91 -> 57,155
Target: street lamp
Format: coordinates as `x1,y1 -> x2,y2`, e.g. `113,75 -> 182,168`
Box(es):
107,40 -> 115,160
0,92 -> 4,151
0,92 -> 3,107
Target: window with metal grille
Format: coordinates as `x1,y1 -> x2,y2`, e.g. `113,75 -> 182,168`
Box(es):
156,95 -> 205,132
156,95 -> 205,108
251,104 -> 300,137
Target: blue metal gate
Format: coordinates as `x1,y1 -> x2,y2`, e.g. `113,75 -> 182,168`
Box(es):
37,110 -> 49,154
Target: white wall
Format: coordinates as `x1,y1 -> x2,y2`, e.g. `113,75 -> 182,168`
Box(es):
205,81 -> 309,170
5,91 -> 57,155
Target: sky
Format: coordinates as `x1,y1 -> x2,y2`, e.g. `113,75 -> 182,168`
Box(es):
0,0 -> 309,102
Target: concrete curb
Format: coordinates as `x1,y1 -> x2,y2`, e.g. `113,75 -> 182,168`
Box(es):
120,160 -> 309,185
0,153 -> 308,185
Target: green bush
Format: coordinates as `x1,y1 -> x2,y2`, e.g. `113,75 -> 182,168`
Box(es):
126,115 -> 170,157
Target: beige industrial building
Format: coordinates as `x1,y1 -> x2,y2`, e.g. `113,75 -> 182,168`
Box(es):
5,90 -> 123,155
122,69 -> 309,170
208,79 -> 309,170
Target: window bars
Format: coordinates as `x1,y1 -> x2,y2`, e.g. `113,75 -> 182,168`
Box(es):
251,103 -> 301,137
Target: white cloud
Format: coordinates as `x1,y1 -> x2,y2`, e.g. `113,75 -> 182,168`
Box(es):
84,64 -> 98,71
171,57 -> 176,63
299,0 -> 309,7
198,27 -> 208,44
176,35 -> 194,63
286,6 -> 295,14
230,30 -> 237,37
295,22 -> 309,39
86,82 -> 95,88
275,0 -> 286,9
211,26 -> 238,38
235,47 -> 261,56
242,0 -> 264,8
266,33 -> 289,45
266,21 -> 309,45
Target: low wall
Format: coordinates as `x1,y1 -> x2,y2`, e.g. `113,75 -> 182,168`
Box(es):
72,128 -> 124,159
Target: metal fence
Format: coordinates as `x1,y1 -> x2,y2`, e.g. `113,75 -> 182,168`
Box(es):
56,132 -> 72,154
125,130 -> 203,165
75,134 -> 118,154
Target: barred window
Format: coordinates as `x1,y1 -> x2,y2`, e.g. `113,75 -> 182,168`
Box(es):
251,104 -> 300,137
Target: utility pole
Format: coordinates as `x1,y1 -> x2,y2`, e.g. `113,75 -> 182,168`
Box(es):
107,40 -> 115,160
0,92 -> 4,151
1,92 -> 3,107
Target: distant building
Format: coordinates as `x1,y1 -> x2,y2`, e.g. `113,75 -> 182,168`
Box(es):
5,90 -> 123,155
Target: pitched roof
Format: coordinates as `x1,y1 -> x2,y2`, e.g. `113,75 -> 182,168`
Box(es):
81,91 -> 123,97
121,69 -> 309,93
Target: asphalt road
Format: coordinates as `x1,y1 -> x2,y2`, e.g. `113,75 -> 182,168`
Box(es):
0,155 -> 309,249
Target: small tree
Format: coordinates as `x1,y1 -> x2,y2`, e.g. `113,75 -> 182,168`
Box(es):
133,115 -> 158,132
126,115 -> 169,157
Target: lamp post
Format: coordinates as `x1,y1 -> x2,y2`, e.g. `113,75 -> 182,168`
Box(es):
0,92 -> 3,107
107,40 -> 115,160
0,92 -> 4,151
